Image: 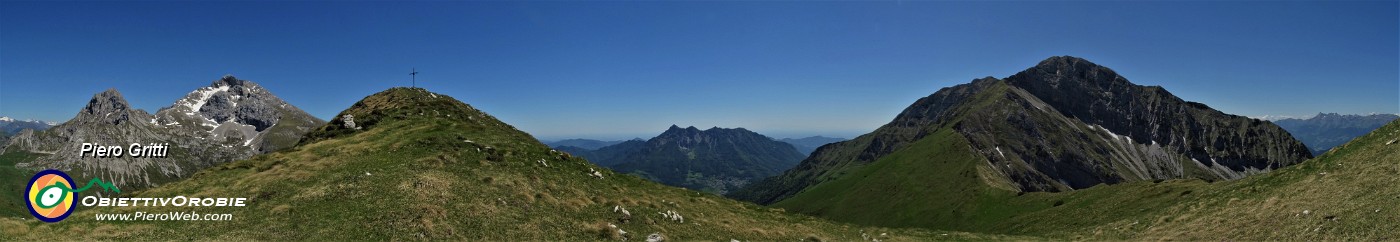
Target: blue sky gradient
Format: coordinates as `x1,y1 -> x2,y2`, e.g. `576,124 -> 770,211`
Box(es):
2,1 -> 1396,140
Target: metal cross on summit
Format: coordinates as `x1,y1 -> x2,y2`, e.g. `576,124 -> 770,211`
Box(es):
410,68 -> 419,88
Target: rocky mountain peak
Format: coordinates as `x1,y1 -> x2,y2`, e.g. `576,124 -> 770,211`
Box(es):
1035,55 -> 1095,67
214,74 -> 256,88
77,88 -> 137,125
652,126 -> 780,150
156,76 -> 320,133
660,125 -> 702,135
1031,56 -> 1117,76
84,88 -> 129,113
1015,55 -> 1128,90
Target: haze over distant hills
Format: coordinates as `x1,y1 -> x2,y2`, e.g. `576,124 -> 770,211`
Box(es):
1273,113 -> 1400,156
544,138 -> 629,150
778,136 -> 848,155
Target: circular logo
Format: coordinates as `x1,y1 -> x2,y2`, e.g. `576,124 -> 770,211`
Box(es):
26,169 -> 76,222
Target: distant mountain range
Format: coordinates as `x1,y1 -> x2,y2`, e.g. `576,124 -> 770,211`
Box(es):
2,75 -> 324,190
778,136 -> 848,155
559,125 -> 805,194
1273,113 -> 1399,156
730,56 -> 1313,226
0,117 -> 56,149
0,116 -> 54,139
0,117 -> 57,134
545,138 -> 629,150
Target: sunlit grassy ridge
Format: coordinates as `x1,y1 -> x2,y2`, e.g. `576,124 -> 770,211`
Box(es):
0,88 -> 1025,241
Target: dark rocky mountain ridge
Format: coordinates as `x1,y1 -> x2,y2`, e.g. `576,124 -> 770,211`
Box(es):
732,56 -> 1312,204
570,125 -> 806,194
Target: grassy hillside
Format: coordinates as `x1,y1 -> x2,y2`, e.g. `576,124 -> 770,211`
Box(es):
772,128 -> 1035,230
0,151 -> 43,218
0,88 -> 1026,240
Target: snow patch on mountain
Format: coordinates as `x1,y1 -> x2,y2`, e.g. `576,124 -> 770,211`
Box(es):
180,85 -> 231,116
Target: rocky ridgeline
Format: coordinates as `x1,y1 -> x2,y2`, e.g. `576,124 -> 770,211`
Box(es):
4,76 -> 324,190
734,56 -> 1313,204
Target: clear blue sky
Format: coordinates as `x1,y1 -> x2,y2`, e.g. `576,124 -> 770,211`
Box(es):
2,1 -> 1396,140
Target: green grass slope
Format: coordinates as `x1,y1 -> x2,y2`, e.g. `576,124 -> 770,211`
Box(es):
771,128 -> 1035,230
0,151 -> 43,218
0,88 -> 1026,241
